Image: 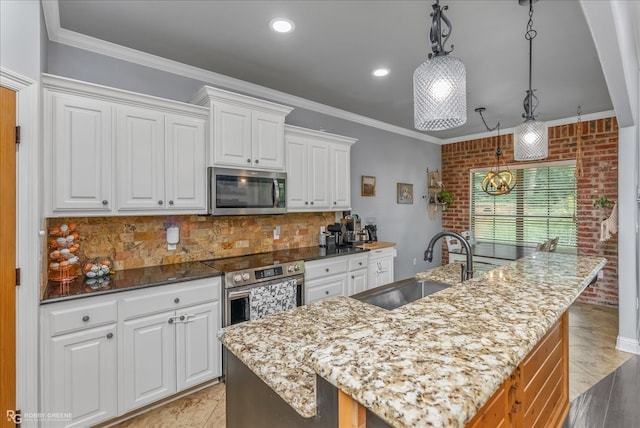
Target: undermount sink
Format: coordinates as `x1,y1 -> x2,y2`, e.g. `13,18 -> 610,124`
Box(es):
352,278 -> 450,310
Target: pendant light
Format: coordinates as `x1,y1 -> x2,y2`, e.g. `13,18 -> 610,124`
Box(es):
413,0 -> 466,131
514,0 -> 547,160
476,108 -> 515,196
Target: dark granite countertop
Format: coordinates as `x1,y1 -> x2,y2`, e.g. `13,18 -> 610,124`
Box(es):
41,245 -> 369,304
451,241 -> 536,261
41,261 -> 223,304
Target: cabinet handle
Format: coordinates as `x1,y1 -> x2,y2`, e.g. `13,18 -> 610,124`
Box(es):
174,298 -> 180,303
106,333 -> 113,339
255,159 -> 259,164
102,200 -> 108,205
82,315 -> 90,322
247,158 -> 251,163
158,200 -> 163,205
169,200 -> 174,205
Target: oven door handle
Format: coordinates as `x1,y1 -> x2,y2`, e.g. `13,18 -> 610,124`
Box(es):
228,289 -> 251,300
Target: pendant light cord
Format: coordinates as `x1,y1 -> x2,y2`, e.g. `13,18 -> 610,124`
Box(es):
522,1 -> 539,121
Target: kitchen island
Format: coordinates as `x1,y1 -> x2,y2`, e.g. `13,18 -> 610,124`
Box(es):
219,252 -> 606,427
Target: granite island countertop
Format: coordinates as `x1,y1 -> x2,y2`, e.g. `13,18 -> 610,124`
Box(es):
219,252 -> 606,427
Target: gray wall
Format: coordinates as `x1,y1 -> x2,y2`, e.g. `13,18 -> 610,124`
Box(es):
46,42 -> 443,280
0,0 -> 41,80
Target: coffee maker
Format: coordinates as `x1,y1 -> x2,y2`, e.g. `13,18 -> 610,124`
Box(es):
341,216 -> 367,245
326,223 -> 347,247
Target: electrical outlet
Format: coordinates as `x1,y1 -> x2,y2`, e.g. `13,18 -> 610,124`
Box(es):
413,258 -> 417,265
273,226 -> 281,240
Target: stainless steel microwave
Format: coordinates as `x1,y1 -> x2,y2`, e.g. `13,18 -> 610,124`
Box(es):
209,167 -> 287,216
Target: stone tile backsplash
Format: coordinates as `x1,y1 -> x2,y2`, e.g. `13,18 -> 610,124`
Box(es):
46,212 -> 336,272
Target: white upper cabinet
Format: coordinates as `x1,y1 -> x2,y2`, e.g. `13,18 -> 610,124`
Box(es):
44,90 -> 113,213
42,74 -> 209,216
190,86 -> 292,171
284,125 -> 356,212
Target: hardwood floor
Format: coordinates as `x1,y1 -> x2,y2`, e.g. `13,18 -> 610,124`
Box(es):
108,301 -> 633,428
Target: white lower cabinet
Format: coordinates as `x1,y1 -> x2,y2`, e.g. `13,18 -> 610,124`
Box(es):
305,253 -> 368,303
41,277 -> 221,427
367,247 -> 396,289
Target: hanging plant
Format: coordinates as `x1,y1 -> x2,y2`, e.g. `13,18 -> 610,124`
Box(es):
593,196 -> 613,209
437,189 -> 454,206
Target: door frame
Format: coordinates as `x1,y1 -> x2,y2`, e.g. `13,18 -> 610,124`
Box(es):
0,67 -> 40,423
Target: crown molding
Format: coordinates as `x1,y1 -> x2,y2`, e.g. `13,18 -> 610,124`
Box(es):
41,0 -> 440,144
441,110 -> 617,145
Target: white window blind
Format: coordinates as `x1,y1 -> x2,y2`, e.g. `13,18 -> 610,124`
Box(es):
470,161 -> 577,248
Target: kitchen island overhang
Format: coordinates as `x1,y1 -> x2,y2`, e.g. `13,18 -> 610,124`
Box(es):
219,252 -> 606,427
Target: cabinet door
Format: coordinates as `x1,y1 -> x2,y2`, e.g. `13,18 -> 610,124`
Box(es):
330,143 -> 351,210
307,140 -> 330,210
285,136 -> 309,210
348,269 -> 368,296
176,301 -> 221,390
121,311 -> 176,412
252,111 -> 285,170
47,91 -> 112,213
306,275 -> 347,304
376,257 -> 394,287
165,114 -> 207,211
213,103 -> 252,168
116,106 -> 165,210
46,324 -> 117,428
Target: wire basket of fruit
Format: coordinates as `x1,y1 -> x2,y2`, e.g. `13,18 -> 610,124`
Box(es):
48,223 -> 81,281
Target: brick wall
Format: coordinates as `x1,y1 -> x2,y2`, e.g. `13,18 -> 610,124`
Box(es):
441,117 -> 618,307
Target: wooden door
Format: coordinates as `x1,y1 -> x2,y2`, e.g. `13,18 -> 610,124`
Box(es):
0,86 -> 16,428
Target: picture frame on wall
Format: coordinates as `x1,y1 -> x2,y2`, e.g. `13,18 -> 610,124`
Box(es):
397,182 -> 414,204
361,175 -> 376,197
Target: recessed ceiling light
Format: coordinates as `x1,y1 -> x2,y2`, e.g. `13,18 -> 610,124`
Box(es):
372,68 -> 390,77
270,18 -> 295,33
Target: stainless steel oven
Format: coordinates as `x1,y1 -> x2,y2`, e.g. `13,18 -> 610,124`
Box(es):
201,254 -> 305,327
209,167 -> 287,216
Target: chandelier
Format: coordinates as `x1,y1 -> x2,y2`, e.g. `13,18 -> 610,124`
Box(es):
514,0 -> 547,160
413,0 -> 466,131
476,108 -> 515,196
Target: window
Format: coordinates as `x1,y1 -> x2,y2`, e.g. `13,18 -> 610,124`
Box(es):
470,161 -> 577,249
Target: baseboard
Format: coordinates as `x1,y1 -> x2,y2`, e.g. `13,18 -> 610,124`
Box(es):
616,335 -> 640,354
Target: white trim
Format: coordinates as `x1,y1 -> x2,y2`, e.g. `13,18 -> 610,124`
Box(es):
0,67 -> 41,426
441,110 -> 617,145
616,335 -> 640,354
41,0 -> 438,144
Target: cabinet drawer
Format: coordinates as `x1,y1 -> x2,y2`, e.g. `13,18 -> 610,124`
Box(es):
368,247 -> 395,260
306,277 -> 345,304
121,278 -> 221,320
348,254 -> 368,271
47,300 -> 117,336
305,258 -> 348,280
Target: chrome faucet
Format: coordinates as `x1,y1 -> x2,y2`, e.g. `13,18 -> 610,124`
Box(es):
424,231 -> 473,282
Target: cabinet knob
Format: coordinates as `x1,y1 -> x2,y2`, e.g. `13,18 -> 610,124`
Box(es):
325,290 -> 329,295
106,333 -> 113,339
169,200 -> 174,205
102,200 -> 108,205
168,318 -> 174,324
310,201 -> 314,205
351,275 -> 355,279
334,201 -> 337,205
359,262 -> 363,266
325,268 -> 329,272
82,315 -> 90,322
180,315 -> 185,321
255,159 -> 259,164
174,298 -> 180,304
305,201 -> 309,205
247,158 -> 251,163
158,200 -> 164,205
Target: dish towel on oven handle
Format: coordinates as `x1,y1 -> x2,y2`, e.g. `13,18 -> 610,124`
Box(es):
249,278 -> 297,321
600,201 -> 618,242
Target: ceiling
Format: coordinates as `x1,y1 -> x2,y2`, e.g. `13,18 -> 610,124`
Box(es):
55,0 -> 612,140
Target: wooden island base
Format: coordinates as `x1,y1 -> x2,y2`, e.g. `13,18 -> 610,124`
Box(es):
337,312 -> 569,428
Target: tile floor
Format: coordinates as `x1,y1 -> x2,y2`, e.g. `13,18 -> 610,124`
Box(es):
109,301 -> 632,428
